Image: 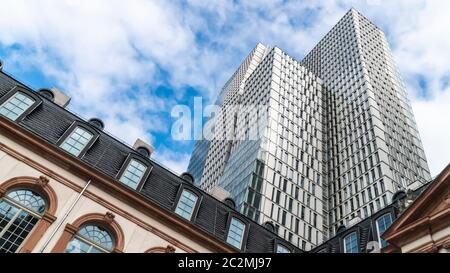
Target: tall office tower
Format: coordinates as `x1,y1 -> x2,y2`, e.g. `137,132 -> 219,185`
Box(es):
301,8 -> 431,236
189,43 -> 326,250
193,43 -> 270,191
188,9 -> 431,250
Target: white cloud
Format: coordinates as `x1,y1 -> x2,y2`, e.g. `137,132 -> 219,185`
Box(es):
0,0 -> 448,176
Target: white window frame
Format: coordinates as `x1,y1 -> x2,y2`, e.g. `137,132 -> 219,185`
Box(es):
375,213 -> 393,248
343,232 -> 358,253
118,158 -> 148,190
175,189 -> 198,221
0,91 -> 35,121
226,217 -> 246,249
59,126 -> 94,157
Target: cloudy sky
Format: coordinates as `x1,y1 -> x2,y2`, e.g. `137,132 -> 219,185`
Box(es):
0,0 -> 448,177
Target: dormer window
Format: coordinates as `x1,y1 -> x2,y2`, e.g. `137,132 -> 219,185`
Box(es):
0,91 -> 35,121
343,232 -> 359,253
60,126 -> 93,157
119,159 -> 147,189
376,213 -> 393,248
276,244 -> 291,253
175,189 -> 198,220
226,217 -> 246,249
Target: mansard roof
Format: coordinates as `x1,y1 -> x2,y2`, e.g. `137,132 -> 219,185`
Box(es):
0,69 -> 302,253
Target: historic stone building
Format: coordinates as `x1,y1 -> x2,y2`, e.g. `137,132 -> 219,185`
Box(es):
0,66 -> 300,253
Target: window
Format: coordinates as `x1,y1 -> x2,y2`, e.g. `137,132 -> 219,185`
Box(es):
60,127 -> 93,156
175,190 -> 198,220
65,224 -> 114,253
119,159 -> 147,189
0,189 -> 46,253
226,218 -> 246,249
0,92 -> 35,121
276,244 -> 291,253
344,232 -> 359,253
376,213 -> 393,248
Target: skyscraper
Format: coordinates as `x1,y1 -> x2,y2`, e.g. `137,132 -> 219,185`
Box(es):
187,9 -> 431,251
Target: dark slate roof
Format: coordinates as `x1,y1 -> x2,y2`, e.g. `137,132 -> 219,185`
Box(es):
0,69 -> 302,253
311,181 -> 433,253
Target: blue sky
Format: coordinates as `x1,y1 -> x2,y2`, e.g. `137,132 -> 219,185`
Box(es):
0,0 -> 449,176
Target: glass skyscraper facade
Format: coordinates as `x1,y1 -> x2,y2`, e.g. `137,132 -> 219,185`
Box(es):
187,9 -> 431,251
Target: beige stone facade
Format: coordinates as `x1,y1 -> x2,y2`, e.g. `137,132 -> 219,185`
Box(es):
0,123 -> 234,253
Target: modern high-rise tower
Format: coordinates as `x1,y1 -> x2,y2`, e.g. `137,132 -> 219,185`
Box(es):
187,9 -> 431,251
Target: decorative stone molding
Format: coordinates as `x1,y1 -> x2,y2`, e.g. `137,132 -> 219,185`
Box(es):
37,175 -> 50,187
146,245 -> 177,253
104,212 -> 115,224
166,245 -> 176,253
51,212 -> 125,253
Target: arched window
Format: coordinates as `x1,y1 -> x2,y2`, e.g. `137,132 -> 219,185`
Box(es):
0,189 -> 46,253
65,224 -> 114,253
52,212 -> 124,253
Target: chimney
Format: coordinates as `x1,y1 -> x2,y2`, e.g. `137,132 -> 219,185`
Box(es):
50,87 -> 71,108
211,185 -> 230,201
133,138 -> 154,158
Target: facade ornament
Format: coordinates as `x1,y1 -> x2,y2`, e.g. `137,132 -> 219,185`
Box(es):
37,175 -> 50,187
165,245 -> 176,253
104,212 -> 115,223
430,244 -> 439,253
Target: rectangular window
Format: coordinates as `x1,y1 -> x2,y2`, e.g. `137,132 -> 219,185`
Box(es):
60,127 -> 93,156
376,214 -> 393,248
226,218 -> 246,249
0,92 -> 35,121
119,159 -> 147,189
344,232 -> 359,253
175,190 -> 198,220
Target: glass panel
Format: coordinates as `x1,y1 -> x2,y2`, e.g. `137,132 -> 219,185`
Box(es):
226,218 -> 245,249
6,190 -> 46,214
175,190 -> 198,220
119,159 -> 147,189
71,224 -> 114,251
276,244 -> 291,253
376,214 -> 393,248
65,237 -> 96,253
0,206 -> 39,253
344,232 -> 359,253
60,127 -> 93,156
0,92 -> 35,121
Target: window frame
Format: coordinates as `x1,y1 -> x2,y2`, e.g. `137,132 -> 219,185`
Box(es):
225,215 -> 248,251
65,223 -> 115,253
116,154 -> 152,191
343,231 -> 359,253
274,241 -> 292,253
0,86 -> 42,123
0,188 -> 47,253
57,121 -> 99,158
173,186 -> 201,221
375,213 -> 393,249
